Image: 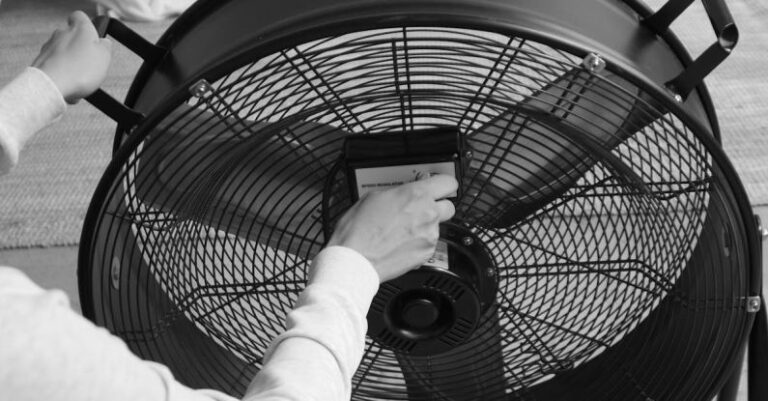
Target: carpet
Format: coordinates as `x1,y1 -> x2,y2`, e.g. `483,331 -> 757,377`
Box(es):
0,0 -> 766,249
0,0 -> 170,248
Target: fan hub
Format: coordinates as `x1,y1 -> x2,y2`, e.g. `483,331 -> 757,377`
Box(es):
402,298 -> 439,329
367,223 -> 497,356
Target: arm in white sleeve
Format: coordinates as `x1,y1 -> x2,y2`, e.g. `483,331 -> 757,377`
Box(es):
0,266 -> 237,401
0,67 -> 67,176
243,246 -> 380,401
0,246 -> 378,401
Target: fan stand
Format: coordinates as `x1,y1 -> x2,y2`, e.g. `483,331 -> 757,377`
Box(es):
719,215 -> 767,401
718,299 -> 768,401
747,300 -> 768,400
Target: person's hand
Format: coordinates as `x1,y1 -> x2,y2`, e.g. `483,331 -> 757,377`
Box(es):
31,11 -> 112,104
327,174 -> 458,282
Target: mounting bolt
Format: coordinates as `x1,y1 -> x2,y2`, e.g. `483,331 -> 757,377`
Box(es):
464,150 -> 473,159
462,236 -> 474,246
486,267 -> 495,277
582,53 -> 606,74
189,79 -> 214,99
110,257 -> 121,291
747,296 -> 761,313
665,84 -> 684,103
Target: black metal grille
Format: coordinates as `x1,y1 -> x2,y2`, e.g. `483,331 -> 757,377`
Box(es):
82,26 -> 750,400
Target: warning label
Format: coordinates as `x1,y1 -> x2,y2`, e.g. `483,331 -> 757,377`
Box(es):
354,162 -> 456,198
424,239 -> 449,270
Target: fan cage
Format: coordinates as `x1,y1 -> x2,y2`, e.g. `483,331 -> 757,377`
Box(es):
89,26 -> 729,399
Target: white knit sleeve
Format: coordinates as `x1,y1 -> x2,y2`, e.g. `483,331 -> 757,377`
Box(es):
0,266 -> 237,401
243,246 -> 380,401
0,67 -> 67,175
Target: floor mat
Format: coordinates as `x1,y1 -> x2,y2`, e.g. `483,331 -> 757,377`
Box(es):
0,0 -> 170,248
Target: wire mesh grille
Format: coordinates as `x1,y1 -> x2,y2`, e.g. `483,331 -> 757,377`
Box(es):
86,27 -> 726,399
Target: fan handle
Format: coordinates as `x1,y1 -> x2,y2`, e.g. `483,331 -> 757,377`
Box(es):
84,16 -> 167,127
643,0 -> 738,100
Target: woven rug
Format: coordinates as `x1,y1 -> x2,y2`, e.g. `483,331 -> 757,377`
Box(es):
0,0 -> 170,248
0,0 -> 766,249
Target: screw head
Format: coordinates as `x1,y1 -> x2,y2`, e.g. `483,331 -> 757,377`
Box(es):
582,53 -> 606,74
462,236 -> 474,246
190,79 -> 213,98
464,150 -> 473,159
665,85 -> 684,103
748,297 -> 761,312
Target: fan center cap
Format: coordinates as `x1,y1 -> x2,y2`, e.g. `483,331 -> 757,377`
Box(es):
403,298 -> 440,329
367,222 -> 497,356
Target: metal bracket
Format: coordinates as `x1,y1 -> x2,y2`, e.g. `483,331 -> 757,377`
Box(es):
643,0 -> 738,100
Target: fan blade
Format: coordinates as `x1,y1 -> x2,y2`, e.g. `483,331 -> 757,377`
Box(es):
396,309 -> 507,400
132,105 -> 350,257
462,68 -> 661,228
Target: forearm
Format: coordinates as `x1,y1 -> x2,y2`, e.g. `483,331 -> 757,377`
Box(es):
0,267 -> 236,401
0,67 -> 66,175
243,247 -> 379,401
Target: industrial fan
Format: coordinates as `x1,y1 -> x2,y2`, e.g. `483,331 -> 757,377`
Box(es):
79,0 -> 767,400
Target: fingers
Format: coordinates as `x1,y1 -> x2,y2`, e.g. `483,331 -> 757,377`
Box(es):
435,199 -> 456,222
99,37 -> 113,51
406,174 -> 459,200
68,10 -> 91,27
69,11 -> 101,43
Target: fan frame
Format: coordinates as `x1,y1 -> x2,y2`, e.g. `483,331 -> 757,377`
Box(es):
84,0 -> 761,315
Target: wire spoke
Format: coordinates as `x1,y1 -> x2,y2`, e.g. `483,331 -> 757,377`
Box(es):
499,259 -> 674,292
460,36 -> 522,131
353,342 -> 385,394
281,48 -> 367,133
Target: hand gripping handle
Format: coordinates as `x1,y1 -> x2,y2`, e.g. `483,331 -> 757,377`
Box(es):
84,16 -> 167,127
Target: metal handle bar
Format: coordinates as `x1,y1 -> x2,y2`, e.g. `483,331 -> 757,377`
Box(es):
643,0 -> 738,99
84,16 -> 167,127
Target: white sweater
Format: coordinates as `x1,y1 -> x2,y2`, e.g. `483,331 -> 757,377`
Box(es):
0,68 -> 380,401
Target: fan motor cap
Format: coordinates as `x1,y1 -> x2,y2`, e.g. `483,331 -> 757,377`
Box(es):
367,223 -> 497,356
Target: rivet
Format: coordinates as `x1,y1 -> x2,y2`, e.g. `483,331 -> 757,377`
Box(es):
110,257 -> 121,290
